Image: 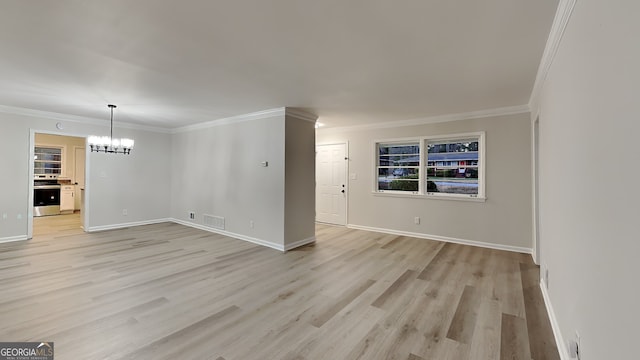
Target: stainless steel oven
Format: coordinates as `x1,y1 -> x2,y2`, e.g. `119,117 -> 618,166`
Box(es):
34,179 -> 61,217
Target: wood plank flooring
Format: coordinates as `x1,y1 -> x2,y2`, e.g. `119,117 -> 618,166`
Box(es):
0,215 -> 560,359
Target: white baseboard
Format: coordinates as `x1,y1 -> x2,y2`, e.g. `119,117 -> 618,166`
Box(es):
85,218 -> 172,233
540,280 -> 569,360
0,235 -> 29,244
346,224 -> 532,254
71,217 -> 308,253
284,236 -> 316,251
171,218 -> 285,252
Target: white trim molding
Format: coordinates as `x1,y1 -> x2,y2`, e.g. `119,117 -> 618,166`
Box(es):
85,218 -> 172,232
321,105 -> 530,133
0,105 -> 171,133
529,0 -> 578,112
0,104 -> 315,134
172,108 -> 286,133
171,218 -> 286,252
284,236 -> 316,251
285,108 -> 318,123
0,235 -> 29,244
347,224 -> 532,254
540,280 -> 570,360
372,191 -> 486,202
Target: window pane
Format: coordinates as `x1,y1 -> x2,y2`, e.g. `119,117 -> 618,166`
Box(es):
378,144 -> 419,167
426,166 -> 477,178
427,178 -> 478,194
426,138 -> 479,195
34,147 -> 62,176
378,168 -> 419,192
379,167 -> 419,177
427,140 -> 478,153
35,147 -> 62,161
379,143 -> 419,155
427,151 -> 478,162
36,153 -> 61,161
378,155 -> 420,167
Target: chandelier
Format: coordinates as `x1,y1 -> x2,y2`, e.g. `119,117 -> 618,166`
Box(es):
88,104 -> 134,154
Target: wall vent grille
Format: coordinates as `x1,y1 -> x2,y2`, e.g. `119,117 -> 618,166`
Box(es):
203,214 -> 225,230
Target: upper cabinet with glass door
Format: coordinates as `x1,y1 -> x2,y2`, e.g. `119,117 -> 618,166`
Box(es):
34,146 -> 63,176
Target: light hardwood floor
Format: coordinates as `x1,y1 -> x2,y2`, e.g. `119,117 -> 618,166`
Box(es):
0,214 -> 560,359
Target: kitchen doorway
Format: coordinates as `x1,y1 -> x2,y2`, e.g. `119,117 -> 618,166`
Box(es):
29,132 -> 87,240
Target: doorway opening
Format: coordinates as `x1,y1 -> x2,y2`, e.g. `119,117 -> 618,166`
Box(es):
30,132 -> 87,240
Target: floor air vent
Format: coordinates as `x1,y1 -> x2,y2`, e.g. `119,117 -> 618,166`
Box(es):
203,214 -> 225,230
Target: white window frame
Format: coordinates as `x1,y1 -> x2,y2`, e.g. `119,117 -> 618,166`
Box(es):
375,139 -> 422,194
34,144 -> 66,177
373,131 -> 486,202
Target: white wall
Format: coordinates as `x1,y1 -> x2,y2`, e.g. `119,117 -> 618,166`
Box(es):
87,128 -> 171,229
171,114 -> 287,247
0,112 -> 171,240
0,119 -> 34,239
2,107 -> 315,250
317,112 -> 533,251
170,109 -> 317,250
284,114 -> 316,247
536,0 -> 640,358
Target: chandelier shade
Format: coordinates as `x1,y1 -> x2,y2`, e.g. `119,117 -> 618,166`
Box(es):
88,104 -> 134,154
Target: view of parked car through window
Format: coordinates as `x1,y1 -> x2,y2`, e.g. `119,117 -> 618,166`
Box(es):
426,139 -> 479,195
377,142 -> 420,192
376,135 -> 482,197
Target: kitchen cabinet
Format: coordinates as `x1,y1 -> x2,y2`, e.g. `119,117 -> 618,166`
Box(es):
74,184 -> 82,210
60,185 -> 75,212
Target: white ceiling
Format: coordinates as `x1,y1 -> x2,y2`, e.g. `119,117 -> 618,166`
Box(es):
0,0 -> 558,129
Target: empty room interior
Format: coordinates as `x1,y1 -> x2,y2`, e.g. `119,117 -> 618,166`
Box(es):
0,1 -> 637,359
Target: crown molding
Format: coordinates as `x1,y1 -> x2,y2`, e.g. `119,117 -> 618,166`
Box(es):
285,108 -> 318,123
0,104 -> 172,133
171,107 -> 286,133
529,0 -> 578,113
320,105 -> 530,133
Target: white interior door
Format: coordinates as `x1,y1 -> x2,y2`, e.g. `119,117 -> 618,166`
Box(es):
316,143 -> 347,225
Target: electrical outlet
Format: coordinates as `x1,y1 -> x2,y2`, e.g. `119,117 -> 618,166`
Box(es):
414,216 -> 420,225
250,220 -> 254,228
2,213 -> 7,220
189,212 -> 196,220
17,214 -> 22,220
122,209 -> 128,216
